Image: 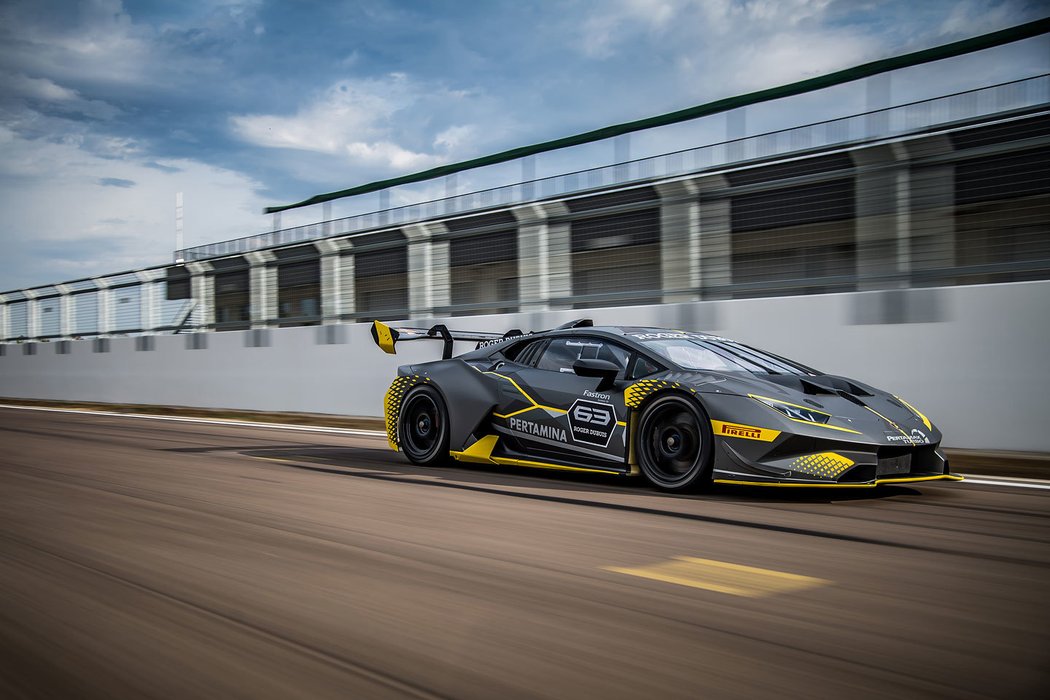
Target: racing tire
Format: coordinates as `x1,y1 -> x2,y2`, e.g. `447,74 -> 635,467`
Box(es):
398,385 -> 451,466
636,394 -> 713,491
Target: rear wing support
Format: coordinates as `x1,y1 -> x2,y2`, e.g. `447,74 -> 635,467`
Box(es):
370,320 -> 523,360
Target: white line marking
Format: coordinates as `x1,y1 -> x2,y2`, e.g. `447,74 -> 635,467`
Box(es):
956,473 -> 1050,483
959,477 -> 1050,491
0,403 -> 387,438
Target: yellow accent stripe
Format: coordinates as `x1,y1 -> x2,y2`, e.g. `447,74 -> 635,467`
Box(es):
878,474 -> 964,484
484,371 -> 569,416
493,406 -> 547,419
787,418 -> 862,434
483,371 -> 536,403
895,395 -> 932,431
713,474 -> 964,488
486,371 -> 625,427
627,414 -> 640,476
450,434 -> 500,464
863,405 -> 911,440
605,556 -> 830,598
493,405 -> 567,419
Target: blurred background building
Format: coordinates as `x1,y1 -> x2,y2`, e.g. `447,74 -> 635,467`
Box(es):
1,25 -> 1047,342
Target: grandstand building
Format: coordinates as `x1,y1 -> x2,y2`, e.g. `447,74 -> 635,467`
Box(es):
1,24 -> 1048,344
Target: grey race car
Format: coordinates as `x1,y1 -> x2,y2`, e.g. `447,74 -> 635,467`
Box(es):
372,319 -> 961,492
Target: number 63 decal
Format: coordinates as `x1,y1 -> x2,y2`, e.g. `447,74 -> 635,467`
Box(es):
572,404 -> 612,426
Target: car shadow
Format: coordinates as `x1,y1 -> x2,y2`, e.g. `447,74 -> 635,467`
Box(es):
232,444 -> 925,504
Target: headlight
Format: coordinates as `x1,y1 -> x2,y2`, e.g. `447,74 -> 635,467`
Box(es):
750,395 -> 831,425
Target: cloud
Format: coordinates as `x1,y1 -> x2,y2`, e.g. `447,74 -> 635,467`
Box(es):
938,0 -> 1023,37
433,124 -> 476,153
578,0 -> 689,58
0,0 -> 152,88
230,74 -> 496,177
235,76 -> 411,155
7,74 -> 78,102
143,161 -> 182,174
0,127 -> 267,291
1,73 -> 122,121
574,0 -> 871,93
714,25 -> 877,92
343,141 -> 442,171
98,177 -> 135,188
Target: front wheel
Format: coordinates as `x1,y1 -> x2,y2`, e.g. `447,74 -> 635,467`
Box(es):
636,395 -> 713,491
398,385 -> 451,466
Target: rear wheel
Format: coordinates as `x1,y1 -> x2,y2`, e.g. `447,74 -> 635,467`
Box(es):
398,385 -> 451,466
636,395 -> 713,491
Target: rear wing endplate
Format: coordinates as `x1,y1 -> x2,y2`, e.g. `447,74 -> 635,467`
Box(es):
370,320 -> 524,360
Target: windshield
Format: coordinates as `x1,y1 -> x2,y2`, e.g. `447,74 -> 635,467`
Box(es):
638,335 -> 816,375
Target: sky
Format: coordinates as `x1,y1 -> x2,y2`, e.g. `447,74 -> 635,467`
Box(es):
0,0 -> 1047,292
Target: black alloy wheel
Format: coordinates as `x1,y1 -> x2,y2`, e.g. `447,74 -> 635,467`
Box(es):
398,385 -> 451,466
636,394 -> 713,491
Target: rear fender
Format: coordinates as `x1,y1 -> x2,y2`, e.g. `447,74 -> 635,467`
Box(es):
383,374 -> 427,450
394,361 -> 500,452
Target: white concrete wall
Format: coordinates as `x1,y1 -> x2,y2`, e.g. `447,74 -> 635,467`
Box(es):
2,281 -> 1048,452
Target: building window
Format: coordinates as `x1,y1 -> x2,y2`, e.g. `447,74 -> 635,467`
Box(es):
38,296 -> 61,336
112,286 -> 142,333
166,266 -> 190,300
449,229 -> 519,316
214,269 -> 251,330
355,247 -> 408,320
72,293 -> 99,335
570,209 -> 661,307
277,259 -> 321,326
953,147 -> 1050,285
729,178 -> 856,297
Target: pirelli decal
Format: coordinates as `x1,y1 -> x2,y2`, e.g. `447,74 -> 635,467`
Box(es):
711,420 -> 781,442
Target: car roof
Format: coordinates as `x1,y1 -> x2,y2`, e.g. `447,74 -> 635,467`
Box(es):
457,324 -> 735,363
547,326 -> 718,337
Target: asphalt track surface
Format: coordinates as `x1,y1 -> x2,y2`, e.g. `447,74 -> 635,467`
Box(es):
1,407 -> 1047,699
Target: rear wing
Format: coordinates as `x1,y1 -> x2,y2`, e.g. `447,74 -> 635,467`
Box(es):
370,320 -> 525,360
370,318 -> 595,360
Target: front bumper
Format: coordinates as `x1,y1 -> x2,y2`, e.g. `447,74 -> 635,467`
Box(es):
700,393 -> 958,487
712,439 -> 961,487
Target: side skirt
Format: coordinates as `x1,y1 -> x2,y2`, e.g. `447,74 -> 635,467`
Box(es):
451,434 -> 628,476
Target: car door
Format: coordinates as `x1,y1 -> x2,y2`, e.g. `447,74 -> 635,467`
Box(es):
493,336 -> 631,466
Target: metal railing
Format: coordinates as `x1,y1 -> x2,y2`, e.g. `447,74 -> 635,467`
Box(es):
176,75 -> 1050,262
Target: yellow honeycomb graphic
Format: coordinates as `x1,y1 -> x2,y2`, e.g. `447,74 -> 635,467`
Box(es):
788,452 -> 855,479
624,379 -> 694,409
383,375 -> 426,450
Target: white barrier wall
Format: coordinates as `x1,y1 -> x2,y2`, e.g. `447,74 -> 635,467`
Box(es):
2,281 -> 1048,452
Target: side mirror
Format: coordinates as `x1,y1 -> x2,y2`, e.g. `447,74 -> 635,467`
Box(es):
572,358 -> 620,392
